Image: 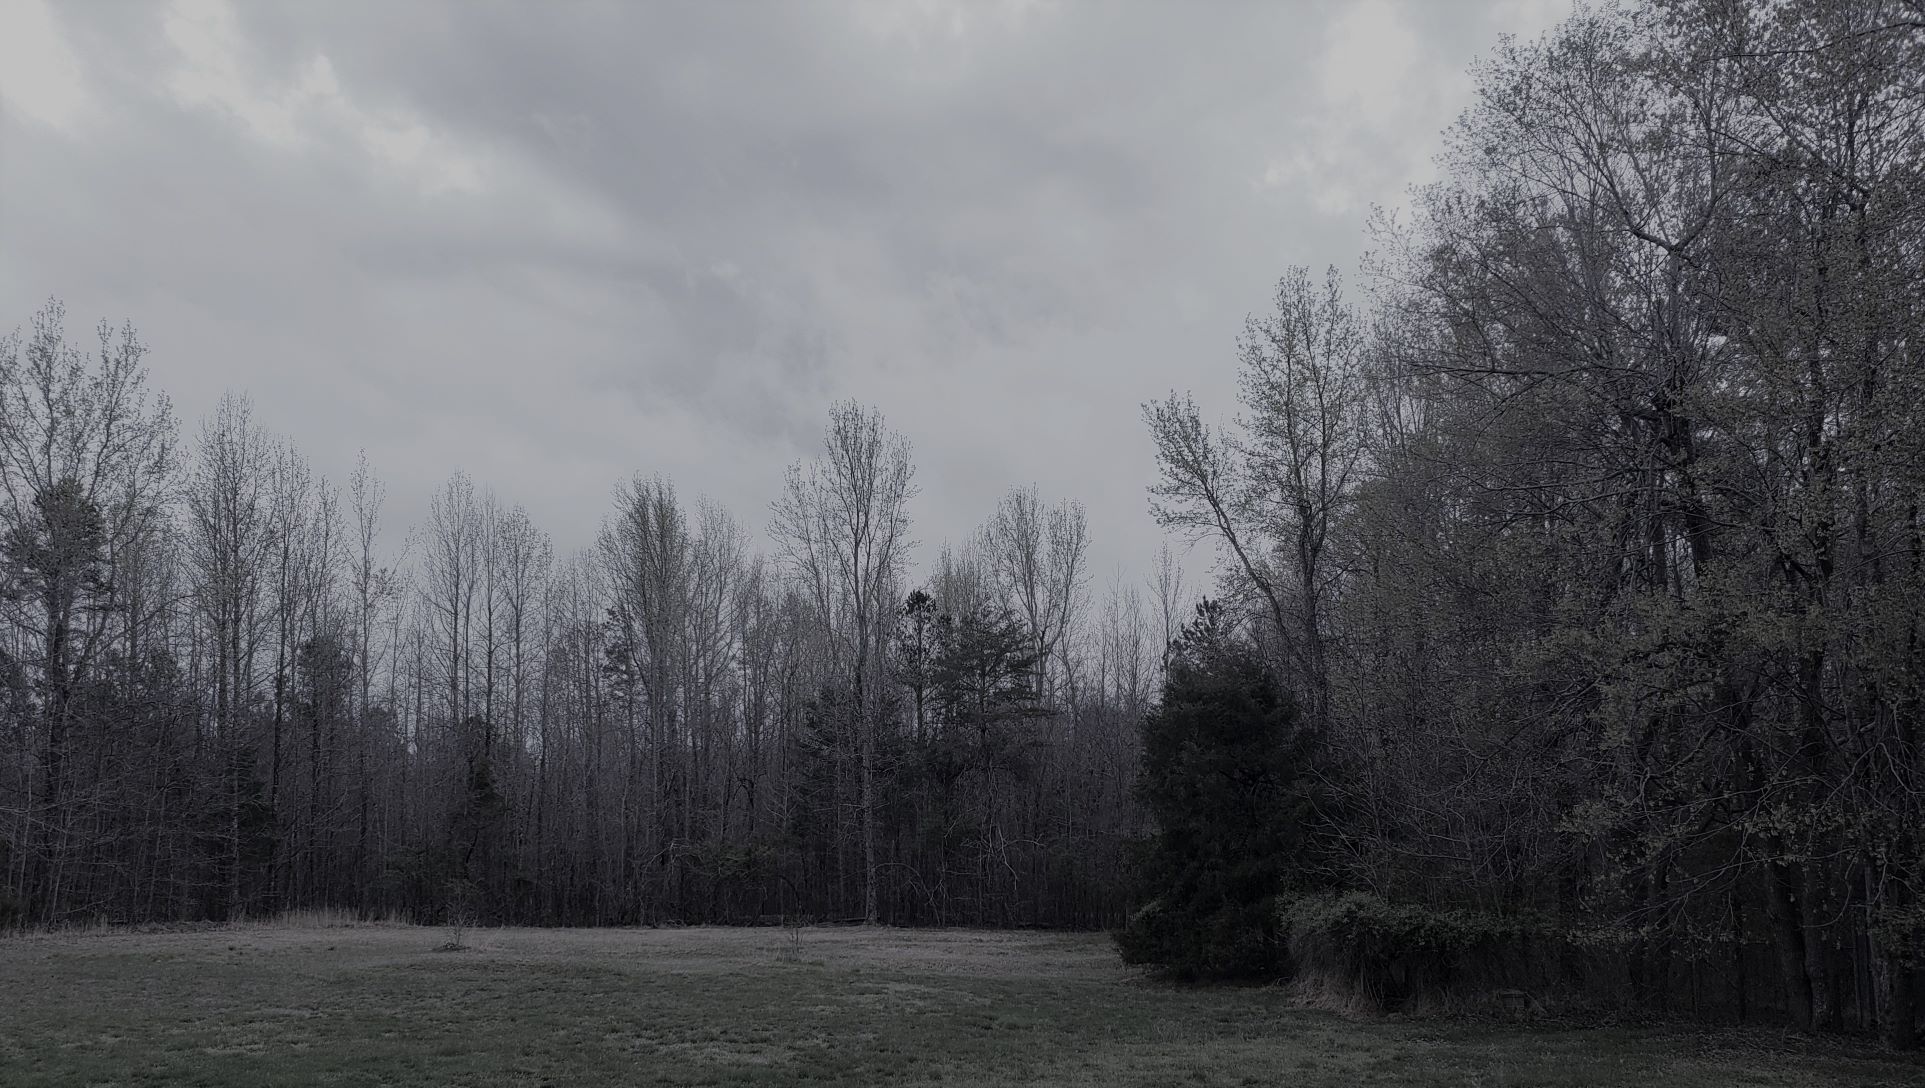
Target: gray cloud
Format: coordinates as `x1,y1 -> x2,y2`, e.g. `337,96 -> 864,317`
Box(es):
0,0 -> 1572,586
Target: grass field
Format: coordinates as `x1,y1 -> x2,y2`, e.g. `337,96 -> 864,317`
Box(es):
1,922 -> 1919,1087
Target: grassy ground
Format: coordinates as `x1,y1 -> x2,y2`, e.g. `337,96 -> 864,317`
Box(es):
1,922 -> 1918,1087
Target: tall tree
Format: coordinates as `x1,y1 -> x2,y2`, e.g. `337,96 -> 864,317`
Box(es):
1145,267 -> 1365,733
0,301 -> 174,923
770,402 -> 916,924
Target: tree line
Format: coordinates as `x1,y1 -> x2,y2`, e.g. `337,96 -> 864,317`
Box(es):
1,320 -> 1180,932
1133,0 -> 1924,1047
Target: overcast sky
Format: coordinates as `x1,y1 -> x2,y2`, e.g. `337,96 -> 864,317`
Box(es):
1,0 -> 1569,590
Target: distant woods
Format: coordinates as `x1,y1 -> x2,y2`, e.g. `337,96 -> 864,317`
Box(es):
3,0 -> 1923,1048
0,306 -> 1156,934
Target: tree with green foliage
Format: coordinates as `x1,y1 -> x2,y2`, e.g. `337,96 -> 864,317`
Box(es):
1116,600 -> 1324,979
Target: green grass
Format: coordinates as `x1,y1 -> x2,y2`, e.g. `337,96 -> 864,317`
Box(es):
1,923 -> 1917,1086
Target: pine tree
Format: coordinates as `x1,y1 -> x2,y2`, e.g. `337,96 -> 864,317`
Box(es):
1116,601 -> 1322,978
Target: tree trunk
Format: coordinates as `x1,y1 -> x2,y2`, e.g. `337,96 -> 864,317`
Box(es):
1764,860 -> 1816,1032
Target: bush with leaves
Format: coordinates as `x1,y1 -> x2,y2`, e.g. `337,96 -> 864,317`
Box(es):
1279,891 -> 1556,1011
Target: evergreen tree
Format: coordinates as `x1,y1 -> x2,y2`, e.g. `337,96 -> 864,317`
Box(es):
1116,600 -> 1322,979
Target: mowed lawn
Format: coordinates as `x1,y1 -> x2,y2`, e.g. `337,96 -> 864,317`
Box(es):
1,923 -> 1919,1087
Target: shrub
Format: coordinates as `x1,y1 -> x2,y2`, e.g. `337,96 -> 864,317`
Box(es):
1279,890 -> 1549,1013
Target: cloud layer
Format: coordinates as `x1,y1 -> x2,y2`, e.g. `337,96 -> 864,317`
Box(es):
0,0 -> 1571,583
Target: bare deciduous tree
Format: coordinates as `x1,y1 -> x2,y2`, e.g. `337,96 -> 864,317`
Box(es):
770,401 -> 915,924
